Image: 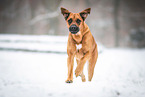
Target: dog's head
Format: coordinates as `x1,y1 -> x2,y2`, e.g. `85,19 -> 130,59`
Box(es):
61,7 -> 91,34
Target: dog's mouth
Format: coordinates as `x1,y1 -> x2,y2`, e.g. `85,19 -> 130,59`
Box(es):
70,30 -> 79,34
69,24 -> 79,34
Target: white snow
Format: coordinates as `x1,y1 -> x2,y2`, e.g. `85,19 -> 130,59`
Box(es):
0,34 -> 103,53
0,35 -> 145,97
0,35 -> 67,53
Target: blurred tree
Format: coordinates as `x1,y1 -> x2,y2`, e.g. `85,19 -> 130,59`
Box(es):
0,0 -> 61,35
114,0 -> 120,47
29,0 -> 62,34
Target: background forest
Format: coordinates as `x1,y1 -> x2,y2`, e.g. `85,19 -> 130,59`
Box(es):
0,0 -> 145,47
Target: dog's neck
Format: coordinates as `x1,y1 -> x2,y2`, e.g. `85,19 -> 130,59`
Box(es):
71,22 -> 90,44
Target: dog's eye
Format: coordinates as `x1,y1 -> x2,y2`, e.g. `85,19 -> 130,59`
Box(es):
76,19 -> 81,25
68,18 -> 72,25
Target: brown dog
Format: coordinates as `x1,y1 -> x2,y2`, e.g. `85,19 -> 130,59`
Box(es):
61,7 -> 98,83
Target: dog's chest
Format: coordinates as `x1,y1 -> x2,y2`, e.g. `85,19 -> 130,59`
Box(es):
76,44 -> 82,50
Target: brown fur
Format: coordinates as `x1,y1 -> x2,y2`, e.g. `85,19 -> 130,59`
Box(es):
61,7 -> 98,83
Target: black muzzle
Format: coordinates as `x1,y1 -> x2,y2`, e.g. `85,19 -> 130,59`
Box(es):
69,24 -> 79,34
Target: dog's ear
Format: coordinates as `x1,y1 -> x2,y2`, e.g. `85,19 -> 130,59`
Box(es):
79,8 -> 91,21
61,7 -> 71,20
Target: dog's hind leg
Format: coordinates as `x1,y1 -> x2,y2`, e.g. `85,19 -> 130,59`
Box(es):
88,45 -> 98,81
76,59 -> 86,82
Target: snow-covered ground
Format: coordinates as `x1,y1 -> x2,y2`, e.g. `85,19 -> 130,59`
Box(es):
0,35 -> 145,97
0,34 -> 104,54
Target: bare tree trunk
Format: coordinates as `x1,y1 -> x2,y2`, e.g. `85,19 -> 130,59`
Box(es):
114,0 -> 120,47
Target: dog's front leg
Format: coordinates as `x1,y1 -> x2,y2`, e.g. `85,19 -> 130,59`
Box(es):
75,51 -> 90,77
66,53 -> 75,83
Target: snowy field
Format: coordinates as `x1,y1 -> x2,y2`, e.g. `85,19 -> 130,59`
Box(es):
0,35 -> 145,97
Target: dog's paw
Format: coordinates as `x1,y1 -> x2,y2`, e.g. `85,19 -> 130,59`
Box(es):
75,69 -> 82,77
65,80 -> 73,83
82,77 -> 86,82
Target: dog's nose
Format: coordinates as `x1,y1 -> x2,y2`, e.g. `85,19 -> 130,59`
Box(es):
69,24 -> 79,34
70,24 -> 77,31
